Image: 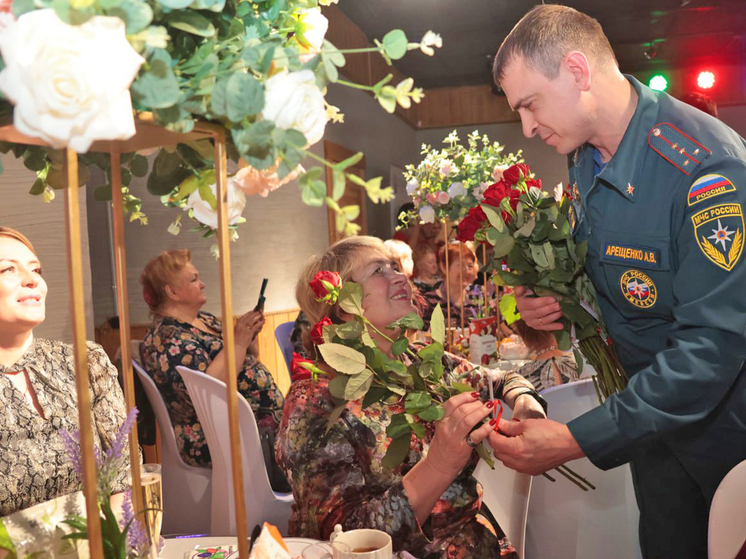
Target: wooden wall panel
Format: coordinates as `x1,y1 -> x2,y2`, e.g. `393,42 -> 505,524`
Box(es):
416,85 -> 518,128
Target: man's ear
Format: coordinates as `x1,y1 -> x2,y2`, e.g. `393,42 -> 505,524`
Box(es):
564,51 -> 592,91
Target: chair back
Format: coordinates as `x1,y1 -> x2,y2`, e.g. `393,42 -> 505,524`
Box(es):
525,379 -> 642,559
176,366 -> 294,536
274,321 -> 296,372
132,361 -> 212,535
709,458 -> 746,559
474,405 -> 532,558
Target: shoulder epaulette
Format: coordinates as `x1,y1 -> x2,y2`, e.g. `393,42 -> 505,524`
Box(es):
647,122 -> 711,176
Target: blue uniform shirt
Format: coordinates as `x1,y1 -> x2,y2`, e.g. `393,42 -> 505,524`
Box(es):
566,76 -> 746,497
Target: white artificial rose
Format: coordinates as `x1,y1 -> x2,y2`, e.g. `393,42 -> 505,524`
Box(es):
448,181 -> 466,198
406,179 -> 419,195
298,8 -> 328,63
419,205 -> 435,224
262,70 -> 328,147
185,178 -> 247,230
0,9 -> 144,152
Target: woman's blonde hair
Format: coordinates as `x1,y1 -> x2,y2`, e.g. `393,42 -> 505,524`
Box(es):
140,249 -> 191,313
296,236 -> 388,326
0,227 -> 36,254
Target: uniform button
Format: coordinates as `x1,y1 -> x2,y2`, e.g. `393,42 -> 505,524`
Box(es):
683,160 -> 690,166
653,128 -> 661,136
693,148 -> 700,155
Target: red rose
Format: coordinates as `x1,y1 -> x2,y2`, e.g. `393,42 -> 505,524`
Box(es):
310,271 -> 342,303
525,178 -> 542,190
290,352 -> 313,381
502,163 -> 530,186
457,206 -> 487,242
310,316 -> 333,345
483,181 -> 520,223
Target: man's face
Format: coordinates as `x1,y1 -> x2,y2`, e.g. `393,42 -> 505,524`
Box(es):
500,55 -> 591,155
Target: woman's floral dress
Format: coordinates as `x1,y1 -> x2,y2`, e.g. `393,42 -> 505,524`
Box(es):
514,353 -> 580,393
276,352 -> 535,558
141,311 -> 284,468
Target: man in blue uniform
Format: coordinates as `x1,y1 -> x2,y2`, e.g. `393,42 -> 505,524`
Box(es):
487,5 -> 746,557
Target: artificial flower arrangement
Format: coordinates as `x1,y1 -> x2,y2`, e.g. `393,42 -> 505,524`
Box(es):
402,130 -> 522,226
0,0 -> 441,237
301,271 -> 596,490
456,163 -> 627,400
0,408 -> 156,558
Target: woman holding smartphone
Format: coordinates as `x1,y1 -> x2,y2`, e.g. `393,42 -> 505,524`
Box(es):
139,249 -> 285,485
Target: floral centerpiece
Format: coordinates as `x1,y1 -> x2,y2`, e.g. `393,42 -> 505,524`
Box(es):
0,408 -> 155,558
456,163 -> 627,400
0,0 -> 440,237
402,130 -> 522,225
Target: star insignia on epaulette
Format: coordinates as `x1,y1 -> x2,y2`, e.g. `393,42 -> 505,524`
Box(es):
626,183 -> 635,196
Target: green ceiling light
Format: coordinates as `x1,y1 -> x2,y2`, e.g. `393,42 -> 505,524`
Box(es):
649,74 -> 668,92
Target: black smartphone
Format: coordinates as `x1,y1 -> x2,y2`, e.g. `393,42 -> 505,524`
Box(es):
253,278 -> 269,312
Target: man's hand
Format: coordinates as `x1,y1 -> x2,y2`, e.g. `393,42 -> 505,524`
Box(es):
514,285 -> 564,331
487,417 -> 585,475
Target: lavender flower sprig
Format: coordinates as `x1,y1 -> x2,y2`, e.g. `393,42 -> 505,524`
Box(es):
121,490 -> 149,557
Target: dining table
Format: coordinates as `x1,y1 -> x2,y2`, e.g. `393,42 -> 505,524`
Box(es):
161,536 -> 323,558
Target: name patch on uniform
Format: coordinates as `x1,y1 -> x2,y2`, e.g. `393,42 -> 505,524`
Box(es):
691,203 -> 744,271
620,270 -> 658,309
687,174 -> 736,207
602,242 -> 661,268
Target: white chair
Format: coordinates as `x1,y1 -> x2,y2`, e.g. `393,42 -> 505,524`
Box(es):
708,458 -> 746,559
525,379 -> 642,559
176,365 -> 294,536
132,360 -> 212,536
474,406 -> 532,558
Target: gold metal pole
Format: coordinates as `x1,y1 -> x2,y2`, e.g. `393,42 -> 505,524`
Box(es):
109,149 -> 144,518
443,224 -> 450,348
459,244 -> 464,337
482,244 -> 489,320
64,150 -> 104,559
213,128 -> 249,558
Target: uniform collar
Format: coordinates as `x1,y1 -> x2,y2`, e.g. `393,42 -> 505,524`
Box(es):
590,75 -> 660,202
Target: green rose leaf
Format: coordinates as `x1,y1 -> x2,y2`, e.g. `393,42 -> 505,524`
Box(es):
476,440 -> 496,468
404,391 -> 431,414
418,342 -> 443,363
28,178 -> 44,196
129,154 -> 149,177
386,413 -> 412,439
386,359 -> 407,377
530,244 -> 549,268
226,73 -> 264,122
338,282 -> 364,315
514,217 -> 536,238
328,374 -> 348,400
362,386 -> 388,408
344,370 -> 373,400
335,319 -> 364,340
382,433 -> 410,470
166,10 -> 216,37
391,337 -> 409,356
325,402 -> 347,433
318,343 -> 367,375
482,204 -> 505,233
131,49 -> 180,110
552,328 -> 572,351
381,29 -> 408,60
451,382 -> 474,394
430,304 -> 445,345
417,403 -> 445,422
387,312 -> 424,331
492,235 -> 515,259
108,0 -> 153,34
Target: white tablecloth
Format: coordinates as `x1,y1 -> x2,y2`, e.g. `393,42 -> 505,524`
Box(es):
161,536 -> 322,558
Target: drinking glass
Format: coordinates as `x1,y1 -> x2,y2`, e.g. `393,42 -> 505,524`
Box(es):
137,463 -> 163,554
301,541 -> 352,559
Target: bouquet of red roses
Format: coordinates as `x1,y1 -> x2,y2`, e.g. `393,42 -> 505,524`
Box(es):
458,163 -> 626,400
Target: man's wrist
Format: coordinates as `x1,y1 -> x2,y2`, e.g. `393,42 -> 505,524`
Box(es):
560,424 -> 585,461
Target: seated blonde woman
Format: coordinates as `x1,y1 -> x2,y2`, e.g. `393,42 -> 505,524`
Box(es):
139,250 -> 287,488
276,236 -> 546,558
0,227 -> 131,516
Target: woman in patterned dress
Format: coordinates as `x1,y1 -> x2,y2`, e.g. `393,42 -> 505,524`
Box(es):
276,236 -> 546,558
139,249 -> 285,473
0,227 -> 132,516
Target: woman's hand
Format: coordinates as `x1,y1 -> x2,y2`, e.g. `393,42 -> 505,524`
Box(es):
512,393 -> 547,421
514,286 -> 564,331
234,311 -> 265,349
424,391 -> 496,478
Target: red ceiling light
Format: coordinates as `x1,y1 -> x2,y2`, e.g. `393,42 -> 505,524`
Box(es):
697,70 -> 715,89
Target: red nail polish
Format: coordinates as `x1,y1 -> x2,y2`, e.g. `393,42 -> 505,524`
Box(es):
513,418 -> 521,422
486,401 -> 494,409
471,392 -> 480,398
489,418 -> 497,426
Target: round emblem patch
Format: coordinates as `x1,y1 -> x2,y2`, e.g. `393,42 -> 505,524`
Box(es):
620,270 -> 657,309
